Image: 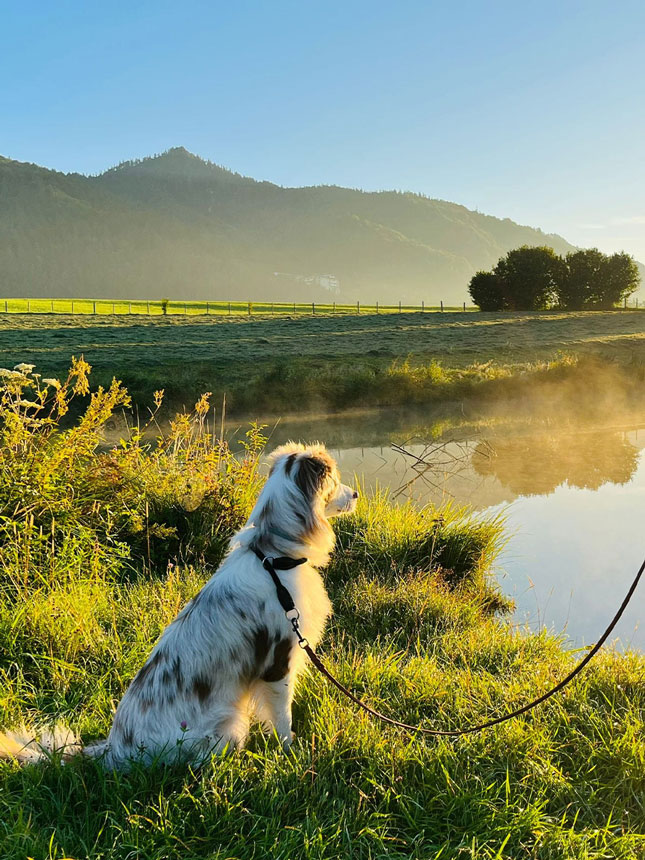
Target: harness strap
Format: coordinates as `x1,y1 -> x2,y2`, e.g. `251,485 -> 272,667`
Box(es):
251,546 -> 307,614
255,546 -> 645,737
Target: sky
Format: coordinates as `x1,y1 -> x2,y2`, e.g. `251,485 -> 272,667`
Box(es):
2,0 -> 645,261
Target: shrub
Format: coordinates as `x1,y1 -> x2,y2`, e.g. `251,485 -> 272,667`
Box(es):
0,360 -> 265,582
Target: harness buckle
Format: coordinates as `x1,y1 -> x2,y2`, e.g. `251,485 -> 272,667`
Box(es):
287,611 -> 306,646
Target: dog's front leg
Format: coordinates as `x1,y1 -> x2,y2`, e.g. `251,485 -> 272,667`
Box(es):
257,678 -> 295,748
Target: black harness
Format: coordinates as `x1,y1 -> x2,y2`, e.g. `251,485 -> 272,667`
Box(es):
251,547 -> 310,644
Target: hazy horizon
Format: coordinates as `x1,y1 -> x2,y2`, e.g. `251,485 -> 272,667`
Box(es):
3,1 -> 644,262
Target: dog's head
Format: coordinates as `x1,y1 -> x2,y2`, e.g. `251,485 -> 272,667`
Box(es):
242,442 -> 357,565
268,442 -> 358,519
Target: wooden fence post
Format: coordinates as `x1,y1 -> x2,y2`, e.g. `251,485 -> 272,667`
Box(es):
357,301 -> 360,314
312,302 -> 315,315
463,302 -> 466,312
421,300 -> 424,313
293,302 -> 296,314
376,301 -> 379,314
399,300 -> 402,314
333,302 -> 336,314
440,300 -> 444,312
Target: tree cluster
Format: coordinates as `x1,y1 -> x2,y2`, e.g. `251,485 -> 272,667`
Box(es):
469,246 -> 640,311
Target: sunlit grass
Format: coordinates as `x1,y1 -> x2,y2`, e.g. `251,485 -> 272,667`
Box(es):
0,297 -> 476,316
0,364 -> 643,859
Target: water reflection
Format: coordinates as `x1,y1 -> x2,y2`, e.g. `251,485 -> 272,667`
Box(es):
472,432 -> 639,496
266,412 -> 645,651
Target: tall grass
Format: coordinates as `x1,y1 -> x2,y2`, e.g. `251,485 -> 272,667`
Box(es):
0,362 -> 643,859
118,352 -> 584,416
105,350 -> 638,419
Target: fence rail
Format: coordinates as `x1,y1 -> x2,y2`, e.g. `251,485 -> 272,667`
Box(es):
0,298 -> 641,316
0,299 -> 477,316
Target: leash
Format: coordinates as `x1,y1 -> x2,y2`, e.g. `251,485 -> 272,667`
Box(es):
252,547 -> 645,736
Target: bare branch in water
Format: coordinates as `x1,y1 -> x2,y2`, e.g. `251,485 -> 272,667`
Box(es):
391,438 -> 494,499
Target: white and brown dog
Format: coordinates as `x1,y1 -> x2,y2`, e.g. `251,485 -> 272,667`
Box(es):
0,443 -> 358,768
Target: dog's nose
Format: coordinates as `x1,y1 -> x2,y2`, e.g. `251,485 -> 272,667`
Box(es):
352,490 -> 359,499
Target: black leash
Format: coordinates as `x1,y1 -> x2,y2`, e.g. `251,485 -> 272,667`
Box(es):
253,547 -> 645,736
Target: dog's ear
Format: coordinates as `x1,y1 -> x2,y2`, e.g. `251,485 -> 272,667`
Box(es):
294,455 -> 331,499
267,444 -> 303,476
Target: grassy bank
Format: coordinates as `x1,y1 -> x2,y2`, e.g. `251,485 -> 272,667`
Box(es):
2,310 -> 645,415
0,366 -> 643,859
112,351 -> 645,418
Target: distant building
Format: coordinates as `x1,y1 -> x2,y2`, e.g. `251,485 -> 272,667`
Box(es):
273,272 -> 341,295
313,274 -> 341,294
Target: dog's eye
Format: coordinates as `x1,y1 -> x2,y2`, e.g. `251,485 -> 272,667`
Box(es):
324,480 -> 339,503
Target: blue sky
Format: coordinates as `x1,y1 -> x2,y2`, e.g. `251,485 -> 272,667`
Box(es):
2,0 -> 644,260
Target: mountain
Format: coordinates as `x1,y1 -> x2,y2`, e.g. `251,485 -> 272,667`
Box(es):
0,147 -> 588,303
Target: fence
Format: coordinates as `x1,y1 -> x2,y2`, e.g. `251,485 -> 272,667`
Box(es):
0,299 -> 477,316
1,298 -> 640,315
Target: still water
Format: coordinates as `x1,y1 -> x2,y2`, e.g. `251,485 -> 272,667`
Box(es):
255,407 -> 645,651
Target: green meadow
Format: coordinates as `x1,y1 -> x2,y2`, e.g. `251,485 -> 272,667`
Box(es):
0,298 -> 468,316
0,363 -> 643,859
1,309 -> 645,415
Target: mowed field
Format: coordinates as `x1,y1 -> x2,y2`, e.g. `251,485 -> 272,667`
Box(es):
2,310 -> 645,376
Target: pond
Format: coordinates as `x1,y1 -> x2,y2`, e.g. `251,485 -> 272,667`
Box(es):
250,405 -> 645,652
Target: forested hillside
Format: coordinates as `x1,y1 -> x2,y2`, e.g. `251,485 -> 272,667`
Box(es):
1,147 -> 579,303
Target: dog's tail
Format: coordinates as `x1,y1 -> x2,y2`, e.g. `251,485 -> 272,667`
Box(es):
0,724 -> 82,765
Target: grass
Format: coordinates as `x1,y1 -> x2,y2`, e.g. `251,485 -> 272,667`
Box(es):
0,364 -> 643,859
2,309 -> 645,415
0,298 -> 473,316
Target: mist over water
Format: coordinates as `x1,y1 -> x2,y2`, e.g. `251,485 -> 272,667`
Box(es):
259,401 -> 645,652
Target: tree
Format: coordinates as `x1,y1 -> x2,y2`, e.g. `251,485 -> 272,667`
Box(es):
558,248 -> 606,310
557,249 -> 640,309
493,246 -> 563,310
596,252 -> 640,308
468,270 -> 507,311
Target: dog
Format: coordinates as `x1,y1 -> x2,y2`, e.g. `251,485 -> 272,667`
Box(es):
0,443 -> 358,768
